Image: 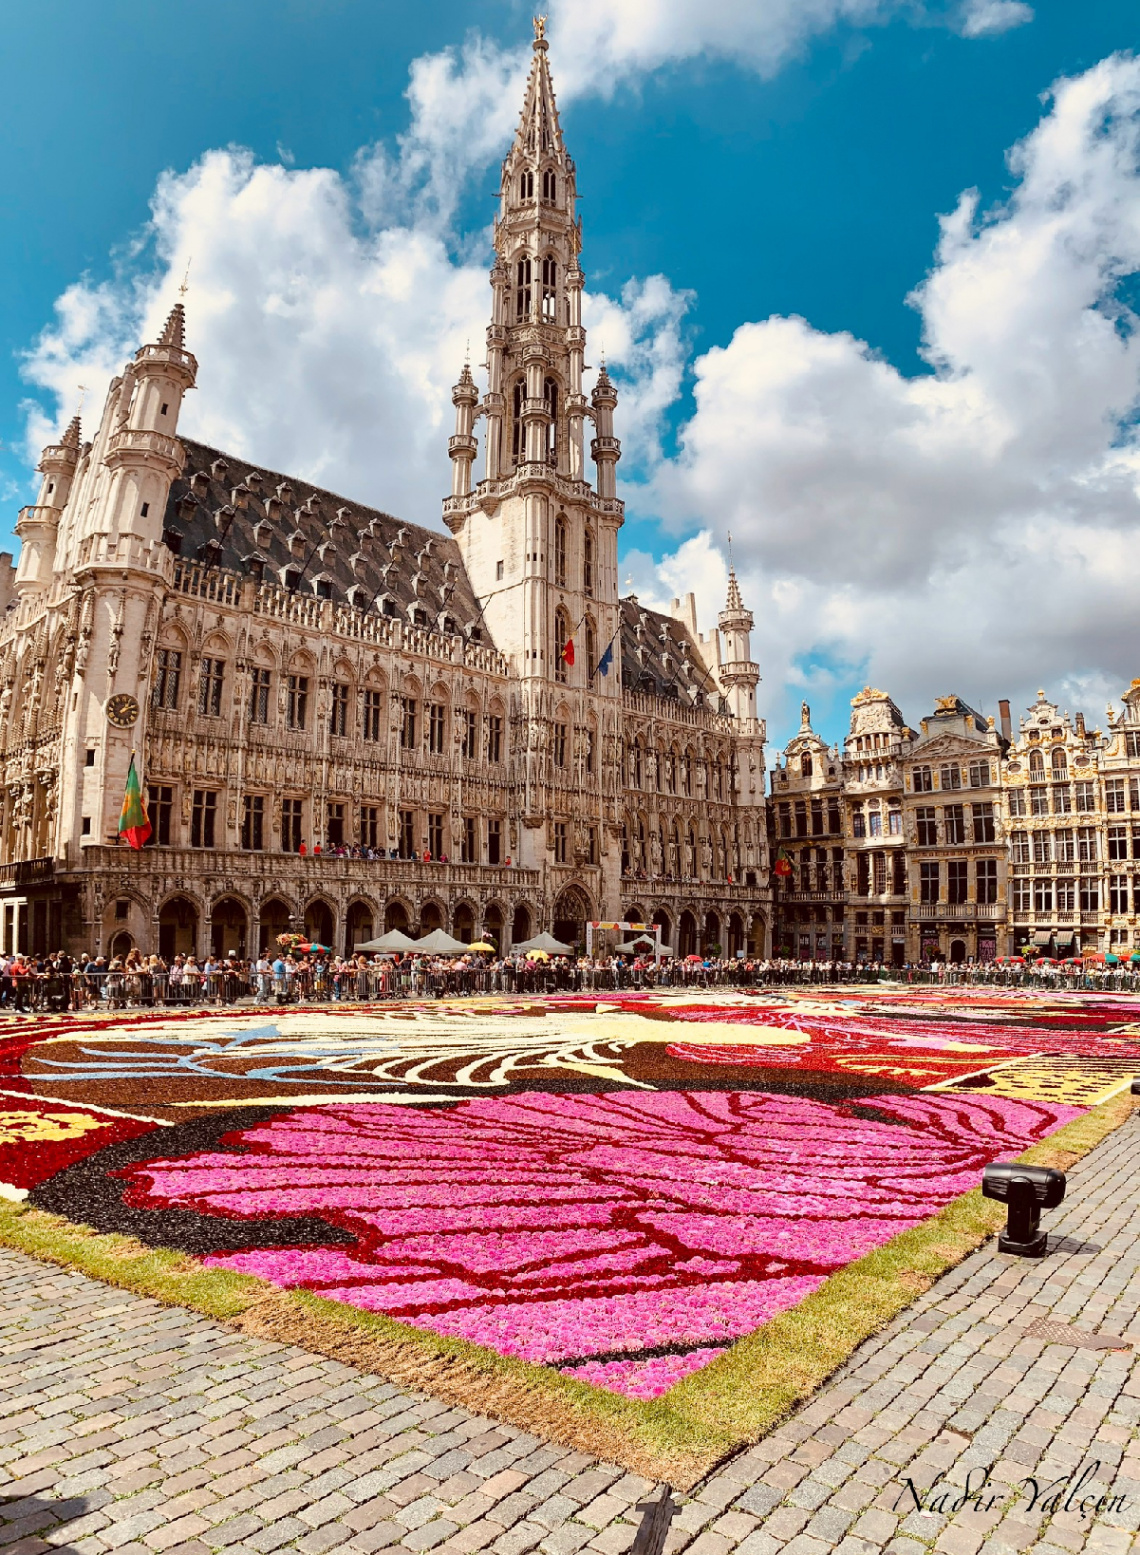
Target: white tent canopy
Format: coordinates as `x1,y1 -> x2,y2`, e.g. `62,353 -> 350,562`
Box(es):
512,932 -> 575,955
354,930 -> 417,952
412,928 -> 471,954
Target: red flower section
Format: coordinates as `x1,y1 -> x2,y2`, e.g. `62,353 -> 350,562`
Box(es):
0,1098 -> 157,1191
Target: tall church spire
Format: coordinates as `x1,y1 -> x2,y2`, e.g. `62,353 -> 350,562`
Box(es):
514,17 -> 565,164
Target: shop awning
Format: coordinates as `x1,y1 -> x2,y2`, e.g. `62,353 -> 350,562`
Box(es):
1054,932 -> 1074,949
1032,930 -> 1052,945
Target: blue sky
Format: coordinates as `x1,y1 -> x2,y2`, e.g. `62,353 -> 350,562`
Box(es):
3,1 -> 1139,750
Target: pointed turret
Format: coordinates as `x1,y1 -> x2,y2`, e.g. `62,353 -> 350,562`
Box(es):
98,301 -> 198,558
590,362 -> 621,500
449,361 -> 479,498
717,566 -> 759,728
15,415 -> 84,596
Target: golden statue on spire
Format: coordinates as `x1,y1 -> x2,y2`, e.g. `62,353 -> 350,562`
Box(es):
533,14 -> 547,42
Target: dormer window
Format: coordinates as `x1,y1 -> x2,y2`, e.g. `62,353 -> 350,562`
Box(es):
542,167 -> 556,201
284,568 -> 302,591
315,576 -> 333,599
801,752 -> 813,778
515,254 -> 532,320
520,169 -> 534,200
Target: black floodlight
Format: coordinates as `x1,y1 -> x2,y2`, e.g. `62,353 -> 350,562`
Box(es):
982,1163 -> 1066,1258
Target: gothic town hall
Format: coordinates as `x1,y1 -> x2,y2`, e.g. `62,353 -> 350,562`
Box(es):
0,29 -> 771,961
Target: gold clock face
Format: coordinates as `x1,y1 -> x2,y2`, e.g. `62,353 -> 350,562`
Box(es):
106,693 -> 140,729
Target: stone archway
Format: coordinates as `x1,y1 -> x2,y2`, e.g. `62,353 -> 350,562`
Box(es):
728,912 -> 744,956
419,901 -> 444,937
454,902 -> 476,944
304,899 -> 335,948
210,897 -> 248,960
345,901 -> 374,955
704,911 -> 721,954
678,909 -> 698,958
258,897 -> 291,956
483,903 -> 504,952
510,903 -> 531,948
653,909 -> 672,954
159,896 -> 198,961
110,931 -> 134,960
949,937 -> 967,965
552,886 -> 591,950
749,913 -> 766,955
384,900 -> 411,933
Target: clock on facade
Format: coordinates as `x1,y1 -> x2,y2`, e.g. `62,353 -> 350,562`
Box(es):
105,693 -> 140,729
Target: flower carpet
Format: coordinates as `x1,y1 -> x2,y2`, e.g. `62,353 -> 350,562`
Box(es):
2,987 -> 1138,1415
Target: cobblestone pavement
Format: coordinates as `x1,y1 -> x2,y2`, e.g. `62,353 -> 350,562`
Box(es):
3,1122 -> 1139,1555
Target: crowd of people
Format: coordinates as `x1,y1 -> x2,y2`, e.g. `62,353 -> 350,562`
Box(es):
2,946 -> 1139,1011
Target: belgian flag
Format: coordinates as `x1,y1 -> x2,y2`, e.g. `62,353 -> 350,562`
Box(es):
118,755 -> 152,850
774,847 -> 793,879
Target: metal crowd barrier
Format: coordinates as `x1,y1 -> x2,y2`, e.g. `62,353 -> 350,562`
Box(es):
2,961 -> 1137,1012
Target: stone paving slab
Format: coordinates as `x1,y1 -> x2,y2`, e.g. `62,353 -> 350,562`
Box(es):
3,1122 -> 1140,1555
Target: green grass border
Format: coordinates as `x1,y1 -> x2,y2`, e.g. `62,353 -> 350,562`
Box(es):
0,1094 -> 1130,1488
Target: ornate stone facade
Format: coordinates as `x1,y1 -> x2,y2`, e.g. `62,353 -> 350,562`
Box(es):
771,685 -> 1140,964
0,29 -> 771,961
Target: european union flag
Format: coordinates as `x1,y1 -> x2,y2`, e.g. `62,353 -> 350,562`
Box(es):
597,640 -> 614,677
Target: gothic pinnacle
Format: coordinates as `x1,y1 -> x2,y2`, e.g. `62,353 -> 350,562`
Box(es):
158,302 -> 186,350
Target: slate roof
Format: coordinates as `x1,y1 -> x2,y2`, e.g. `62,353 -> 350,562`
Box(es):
620,596 -> 720,708
164,440 -> 719,698
164,439 -> 489,641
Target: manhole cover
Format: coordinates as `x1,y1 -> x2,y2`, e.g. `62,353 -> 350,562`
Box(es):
1022,1317 -> 1132,1351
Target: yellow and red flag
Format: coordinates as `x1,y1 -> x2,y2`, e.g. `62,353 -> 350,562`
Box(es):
118,755 -> 151,849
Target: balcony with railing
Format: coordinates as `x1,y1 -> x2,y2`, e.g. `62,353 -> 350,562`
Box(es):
0,858 -> 55,888
70,846 -> 539,894
914,902 -> 1006,920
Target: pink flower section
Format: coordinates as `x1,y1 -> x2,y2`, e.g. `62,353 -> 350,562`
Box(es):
560,1347 -> 728,1399
117,1089 -> 1082,1398
403,1274 -> 826,1362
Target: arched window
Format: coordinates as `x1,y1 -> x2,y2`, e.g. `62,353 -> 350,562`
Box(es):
519,169 -> 534,200
1051,749 -> 1068,776
515,254 -> 532,320
630,738 -> 642,788
585,620 -> 596,679
801,751 -> 813,778
541,255 -> 557,322
544,377 -> 558,461
554,514 -> 567,587
555,609 -> 570,684
583,531 -> 594,595
511,380 -> 524,464
542,167 -> 556,201
1028,749 -> 1045,778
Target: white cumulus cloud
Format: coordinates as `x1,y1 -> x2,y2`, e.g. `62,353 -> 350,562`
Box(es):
957,0 -> 1034,40
638,53 -> 1140,740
